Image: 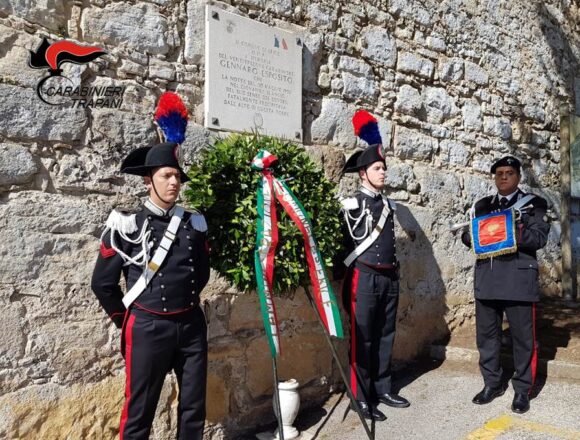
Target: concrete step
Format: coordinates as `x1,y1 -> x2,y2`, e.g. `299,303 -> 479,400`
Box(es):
431,297 -> 580,382
430,344 -> 580,382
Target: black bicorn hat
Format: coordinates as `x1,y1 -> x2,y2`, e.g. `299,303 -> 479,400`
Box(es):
341,144 -> 385,174
490,155 -> 521,174
120,142 -> 190,182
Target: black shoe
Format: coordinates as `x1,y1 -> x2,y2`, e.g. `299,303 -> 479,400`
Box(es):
511,393 -> 530,414
377,393 -> 410,408
351,400 -> 387,421
472,386 -> 505,404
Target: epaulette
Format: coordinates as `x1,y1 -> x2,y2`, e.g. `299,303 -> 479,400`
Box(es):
188,208 -> 208,232
340,197 -> 359,211
105,209 -> 138,235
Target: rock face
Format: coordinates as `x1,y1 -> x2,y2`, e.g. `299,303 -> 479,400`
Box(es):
0,0 -> 578,438
0,143 -> 38,186
81,3 -> 170,55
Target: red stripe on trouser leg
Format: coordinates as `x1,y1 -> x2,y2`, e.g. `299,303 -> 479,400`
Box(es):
350,268 -> 360,400
119,313 -> 136,440
530,303 -> 538,393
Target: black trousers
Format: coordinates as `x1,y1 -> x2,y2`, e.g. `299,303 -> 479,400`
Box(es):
120,307 -> 208,440
348,266 -> 399,401
475,299 -> 538,394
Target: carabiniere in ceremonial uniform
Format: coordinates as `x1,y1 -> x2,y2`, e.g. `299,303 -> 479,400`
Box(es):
92,142 -> 210,440
339,110 -> 410,422
461,155 -> 550,414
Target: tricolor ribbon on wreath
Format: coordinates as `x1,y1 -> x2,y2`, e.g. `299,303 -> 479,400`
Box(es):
252,149 -> 344,358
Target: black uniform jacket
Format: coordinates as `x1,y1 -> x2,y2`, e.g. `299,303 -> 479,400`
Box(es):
91,205 -> 210,327
342,189 -> 397,270
461,189 -> 549,302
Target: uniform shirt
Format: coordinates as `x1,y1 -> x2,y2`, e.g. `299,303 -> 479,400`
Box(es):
461,189 -> 550,302
342,186 -> 397,270
91,202 -> 210,327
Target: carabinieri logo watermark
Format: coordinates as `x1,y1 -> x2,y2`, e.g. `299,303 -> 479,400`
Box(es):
28,37 -> 126,108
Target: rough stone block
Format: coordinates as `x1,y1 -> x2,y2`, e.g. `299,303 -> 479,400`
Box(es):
394,126 -> 436,161
385,162 -> 415,190
206,370 -> 230,422
90,108 -> 157,156
229,294 -> 266,333
415,166 -> 462,208
483,116 -> 512,140
149,58 -> 175,81
427,35 -> 446,52
6,0 -> 66,32
32,320 -> 109,384
0,303 -> 26,361
389,0 -> 433,26
462,99 -> 483,131
0,84 -> 87,142
377,117 -> 393,150
394,84 -> 422,116
118,58 -> 147,78
397,52 -> 434,79
82,2 -> 169,55
0,191 -> 110,236
360,26 -> 397,68
317,72 -> 330,89
181,123 -> 211,166
523,104 -> 546,123
439,57 -> 464,82
266,0 -> 292,17
340,13 -> 358,39
530,129 -> 551,147
422,87 -> 459,123
440,140 -> 471,167
0,25 -> 45,88
185,0 -> 205,64
464,61 -> 489,86
306,3 -> 335,28
341,72 -> 377,101
471,155 -> 495,174
303,33 -> 324,93
0,143 -> 38,186
338,56 -> 373,77
310,97 -> 357,147
0,377 -> 125,439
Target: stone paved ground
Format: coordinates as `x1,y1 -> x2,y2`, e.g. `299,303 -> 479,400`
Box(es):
250,359 -> 580,440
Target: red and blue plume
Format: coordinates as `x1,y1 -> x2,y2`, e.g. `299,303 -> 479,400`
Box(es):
154,92 -> 188,144
352,110 -> 382,145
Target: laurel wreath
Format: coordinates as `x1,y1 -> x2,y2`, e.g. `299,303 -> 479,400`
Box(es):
184,133 -> 343,293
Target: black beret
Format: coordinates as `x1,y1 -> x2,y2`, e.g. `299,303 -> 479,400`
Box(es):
491,156 -> 521,174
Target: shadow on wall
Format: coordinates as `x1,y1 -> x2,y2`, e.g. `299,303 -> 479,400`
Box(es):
535,2 -> 580,297
536,3 -> 579,106
392,203 -> 450,363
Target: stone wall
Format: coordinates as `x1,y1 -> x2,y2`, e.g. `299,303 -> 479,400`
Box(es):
0,0 -> 579,438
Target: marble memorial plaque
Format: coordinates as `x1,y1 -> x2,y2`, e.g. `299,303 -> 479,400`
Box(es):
204,5 -> 303,141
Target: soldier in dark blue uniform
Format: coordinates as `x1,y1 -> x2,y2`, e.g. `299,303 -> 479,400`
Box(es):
92,142 -> 210,440
461,156 -> 550,414
339,111 -> 410,421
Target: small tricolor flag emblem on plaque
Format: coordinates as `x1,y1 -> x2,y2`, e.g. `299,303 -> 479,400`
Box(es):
470,209 -> 517,259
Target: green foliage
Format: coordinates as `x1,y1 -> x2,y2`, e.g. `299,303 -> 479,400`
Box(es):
184,133 -> 343,294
